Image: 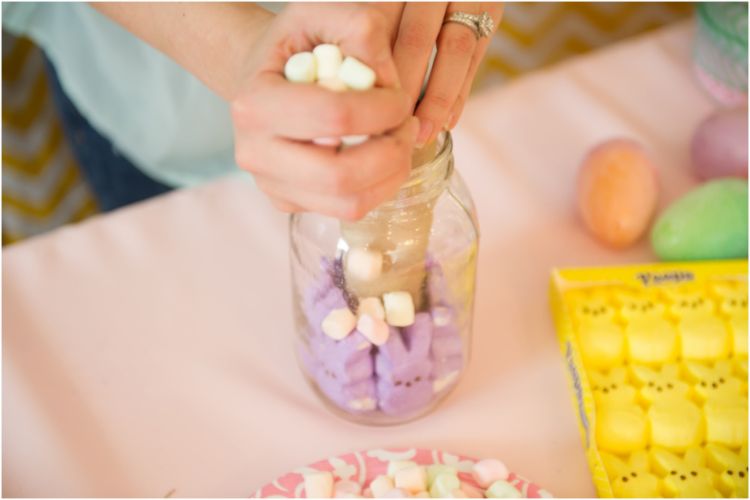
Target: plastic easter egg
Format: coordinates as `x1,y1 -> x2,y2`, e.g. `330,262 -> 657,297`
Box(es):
577,139 -> 659,248
651,178 -> 748,261
692,108 -> 748,180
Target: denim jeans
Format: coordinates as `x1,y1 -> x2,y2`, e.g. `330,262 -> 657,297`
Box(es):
44,56 -> 173,212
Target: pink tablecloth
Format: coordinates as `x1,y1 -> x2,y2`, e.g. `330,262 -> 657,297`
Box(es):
3,21 -> 716,497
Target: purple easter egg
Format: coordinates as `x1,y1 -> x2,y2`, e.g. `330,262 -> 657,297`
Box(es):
692,108 -> 748,180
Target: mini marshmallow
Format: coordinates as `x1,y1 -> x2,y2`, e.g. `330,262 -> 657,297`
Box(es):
284,52 -> 316,83
413,493 -> 430,498
347,248 -> 383,282
393,465 -> 427,494
383,291 -> 415,327
348,397 -> 376,411
358,297 -> 385,320
341,135 -> 369,147
338,56 -> 376,90
322,307 -> 357,340
357,313 -> 390,346
313,136 -> 343,147
432,307 -> 453,327
369,475 -> 395,498
383,488 -> 408,498
471,459 -> 509,488
459,481 -> 485,499
484,480 -> 522,498
429,473 -> 460,498
313,44 -> 343,80
334,479 -> 363,498
304,471 -> 334,498
426,465 -> 457,488
362,487 -> 373,498
433,371 -> 459,393
451,489 -> 468,498
318,77 -> 348,92
387,460 -> 418,478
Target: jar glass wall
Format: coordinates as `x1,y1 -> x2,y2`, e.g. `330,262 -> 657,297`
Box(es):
289,133 -> 478,425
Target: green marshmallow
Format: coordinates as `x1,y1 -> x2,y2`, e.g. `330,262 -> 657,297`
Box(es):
651,179 -> 748,261
485,480 -> 523,498
429,473 -> 460,498
426,465 -> 458,488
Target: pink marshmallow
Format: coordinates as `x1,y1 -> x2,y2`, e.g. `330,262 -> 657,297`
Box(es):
471,459 -> 509,488
459,481 -> 485,498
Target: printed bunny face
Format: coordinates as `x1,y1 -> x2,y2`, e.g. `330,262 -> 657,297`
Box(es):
684,361 -> 744,403
601,450 -> 660,498
650,448 -> 719,497
589,367 -> 637,407
706,444 -> 748,497
375,313 -> 434,415
310,329 -> 376,412
617,294 -> 666,322
571,299 -> 617,324
629,364 -> 690,404
669,295 -> 715,318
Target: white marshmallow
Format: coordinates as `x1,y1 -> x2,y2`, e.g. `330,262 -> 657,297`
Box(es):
313,44 -> 344,80
387,460 -> 418,478
334,479 -> 362,497
383,488 -> 408,498
383,292 -> 415,327
471,459 -> 509,488
341,135 -> 369,147
318,77 -> 348,92
305,471 -> 334,498
369,475 -> 395,498
433,371 -> 459,393
338,56 -> 376,90
322,307 -> 356,340
358,297 -> 385,320
313,136 -> 343,147
357,313 -> 390,346
393,465 -> 427,494
348,397 -> 376,411
346,248 -> 383,282
284,52 -> 317,83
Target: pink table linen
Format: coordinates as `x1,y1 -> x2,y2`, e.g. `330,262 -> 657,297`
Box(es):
4,21 -> 716,497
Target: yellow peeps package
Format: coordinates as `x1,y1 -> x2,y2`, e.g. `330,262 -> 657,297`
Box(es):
550,260 -> 748,498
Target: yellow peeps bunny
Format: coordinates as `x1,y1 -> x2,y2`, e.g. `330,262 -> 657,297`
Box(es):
718,294 -> 748,359
668,294 -> 729,362
683,360 -> 744,403
569,296 -> 624,370
600,450 -> 660,497
706,443 -> 748,497
629,364 -> 690,405
589,367 -> 637,407
650,447 -> 720,497
616,292 -> 678,365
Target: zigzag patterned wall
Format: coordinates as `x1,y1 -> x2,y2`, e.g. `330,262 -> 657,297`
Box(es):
1,3 -> 692,245
2,33 -> 97,245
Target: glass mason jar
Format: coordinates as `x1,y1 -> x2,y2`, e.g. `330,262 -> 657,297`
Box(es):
290,132 -> 478,425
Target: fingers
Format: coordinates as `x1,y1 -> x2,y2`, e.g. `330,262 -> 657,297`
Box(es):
240,117 -> 419,220
232,73 -> 411,139
414,3 -> 502,144
392,3 -> 448,109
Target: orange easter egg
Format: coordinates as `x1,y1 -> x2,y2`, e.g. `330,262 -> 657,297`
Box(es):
577,139 -> 659,248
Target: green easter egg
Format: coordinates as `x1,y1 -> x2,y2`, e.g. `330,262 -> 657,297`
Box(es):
651,179 -> 748,261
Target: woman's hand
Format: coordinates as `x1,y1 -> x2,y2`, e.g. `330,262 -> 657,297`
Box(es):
377,2 -> 504,146
230,3 -> 418,221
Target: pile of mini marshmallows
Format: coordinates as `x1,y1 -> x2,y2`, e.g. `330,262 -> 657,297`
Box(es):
321,249 -> 415,346
303,458 -> 523,498
284,44 -> 376,147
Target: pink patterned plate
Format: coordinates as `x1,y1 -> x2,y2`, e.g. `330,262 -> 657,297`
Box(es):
255,448 -> 552,498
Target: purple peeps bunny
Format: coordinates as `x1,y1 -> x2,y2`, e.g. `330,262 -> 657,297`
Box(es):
426,259 -> 464,393
375,312 -> 434,415
301,258 -> 376,413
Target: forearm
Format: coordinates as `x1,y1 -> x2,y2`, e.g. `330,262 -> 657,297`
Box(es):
92,2 -> 275,100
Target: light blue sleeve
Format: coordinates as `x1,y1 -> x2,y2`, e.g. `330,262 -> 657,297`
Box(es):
3,2 -> 243,188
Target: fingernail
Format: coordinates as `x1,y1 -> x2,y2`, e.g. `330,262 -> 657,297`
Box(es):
416,119 -> 433,147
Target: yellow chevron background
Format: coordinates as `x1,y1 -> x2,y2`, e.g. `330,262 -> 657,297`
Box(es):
1,3 -> 692,245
